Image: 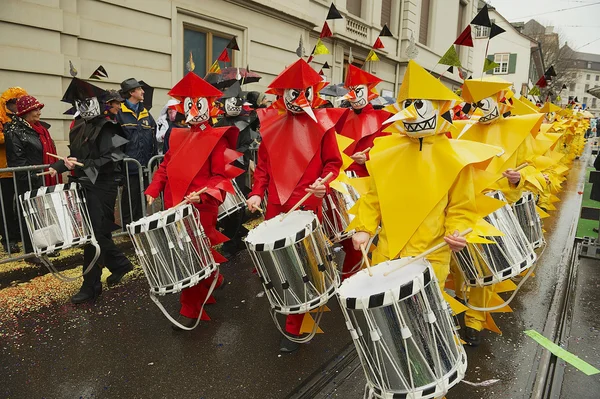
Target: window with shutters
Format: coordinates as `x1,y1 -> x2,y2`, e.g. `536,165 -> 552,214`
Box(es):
583,96 -> 588,105
183,26 -> 233,77
419,0 -> 431,45
347,0 -> 362,17
593,98 -> 597,108
587,74 -> 591,80
381,0 -> 392,27
586,84 -> 590,91
493,53 -> 510,74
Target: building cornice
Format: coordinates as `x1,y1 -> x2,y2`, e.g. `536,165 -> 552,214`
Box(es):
221,0 -> 318,30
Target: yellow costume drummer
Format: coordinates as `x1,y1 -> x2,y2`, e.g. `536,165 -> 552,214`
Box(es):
350,60 -> 502,298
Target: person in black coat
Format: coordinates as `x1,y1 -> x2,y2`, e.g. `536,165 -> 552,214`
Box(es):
591,152 -> 600,202
48,78 -> 133,304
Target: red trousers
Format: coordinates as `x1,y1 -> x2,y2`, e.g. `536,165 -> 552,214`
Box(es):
265,201 -> 321,335
179,205 -> 225,319
340,238 -> 362,281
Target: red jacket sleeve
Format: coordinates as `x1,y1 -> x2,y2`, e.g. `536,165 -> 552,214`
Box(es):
145,150 -> 170,198
204,136 -> 228,202
320,128 -> 343,189
249,142 -> 269,199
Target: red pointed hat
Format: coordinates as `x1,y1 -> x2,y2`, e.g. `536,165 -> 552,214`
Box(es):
268,58 -> 323,91
168,72 -> 223,100
344,64 -> 382,88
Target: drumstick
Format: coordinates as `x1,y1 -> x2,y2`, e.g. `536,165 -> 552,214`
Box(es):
358,147 -> 371,155
360,243 -> 373,277
163,187 -> 208,215
383,228 -> 473,277
280,172 -> 334,221
46,153 -> 85,167
37,171 -> 54,176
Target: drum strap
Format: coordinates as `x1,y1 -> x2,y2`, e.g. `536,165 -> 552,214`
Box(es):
269,306 -> 326,344
149,269 -> 219,331
39,239 -> 100,282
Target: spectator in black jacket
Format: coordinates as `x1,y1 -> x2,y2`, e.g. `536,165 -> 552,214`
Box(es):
116,78 -> 157,224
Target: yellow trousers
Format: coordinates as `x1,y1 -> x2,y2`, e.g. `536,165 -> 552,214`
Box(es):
451,262 -> 494,331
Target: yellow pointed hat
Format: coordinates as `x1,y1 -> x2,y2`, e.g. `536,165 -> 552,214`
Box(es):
398,60 -> 461,102
462,78 -> 512,103
511,96 -> 540,116
539,102 -> 561,113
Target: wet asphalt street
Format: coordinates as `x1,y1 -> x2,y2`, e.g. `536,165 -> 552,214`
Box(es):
1,153 -> 598,399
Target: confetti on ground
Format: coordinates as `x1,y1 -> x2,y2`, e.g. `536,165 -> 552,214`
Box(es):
462,379 -> 500,387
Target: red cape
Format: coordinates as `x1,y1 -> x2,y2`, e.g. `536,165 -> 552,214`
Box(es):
336,104 -> 391,155
257,108 -> 347,204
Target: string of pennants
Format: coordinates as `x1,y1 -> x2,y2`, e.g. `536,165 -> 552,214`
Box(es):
207,36 -> 240,74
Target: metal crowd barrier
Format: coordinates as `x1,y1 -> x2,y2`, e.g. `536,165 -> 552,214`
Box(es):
0,157 -> 166,265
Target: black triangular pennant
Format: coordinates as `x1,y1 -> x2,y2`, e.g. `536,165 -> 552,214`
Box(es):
471,4 -> 491,27
326,3 -> 343,20
379,24 -> 393,37
562,84 -> 567,90
441,110 -> 453,124
89,65 -> 108,79
227,37 -> 240,51
447,66 -> 454,74
462,103 -> 472,114
489,23 -> 505,39
548,91 -> 554,96
544,65 -> 556,77
323,61 -> 331,69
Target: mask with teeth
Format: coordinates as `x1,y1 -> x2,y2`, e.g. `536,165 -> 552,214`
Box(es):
224,97 -> 242,117
183,97 -> 209,124
545,111 -> 556,123
75,97 -> 101,120
401,99 -> 439,137
284,87 -> 314,114
349,85 -> 368,110
474,96 -> 500,124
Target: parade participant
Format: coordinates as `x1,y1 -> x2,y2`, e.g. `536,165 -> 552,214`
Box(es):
48,78 -> 134,303
350,60 -> 502,307
452,78 -> 545,346
246,58 -> 345,353
215,81 -> 259,258
145,72 -> 242,330
103,90 -> 123,122
333,65 -> 391,279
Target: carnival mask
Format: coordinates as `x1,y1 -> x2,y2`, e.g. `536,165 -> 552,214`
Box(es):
348,84 -> 368,110
401,99 -> 439,137
183,96 -> 209,124
224,97 -> 242,117
283,87 -> 314,114
75,97 -> 101,120
546,111 -> 556,123
475,96 -> 499,124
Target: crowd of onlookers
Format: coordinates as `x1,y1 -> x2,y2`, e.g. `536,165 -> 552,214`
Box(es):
0,80 -> 270,263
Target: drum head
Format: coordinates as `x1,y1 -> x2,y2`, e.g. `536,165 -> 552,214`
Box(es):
245,210 -> 318,251
338,258 -> 432,309
127,204 -> 193,234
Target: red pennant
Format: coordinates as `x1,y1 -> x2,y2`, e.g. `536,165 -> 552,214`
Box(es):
307,55 -> 314,64
372,37 -> 385,49
319,68 -> 325,76
320,21 -> 333,38
536,75 -> 548,88
454,25 -> 473,47
217,48 -> 230,62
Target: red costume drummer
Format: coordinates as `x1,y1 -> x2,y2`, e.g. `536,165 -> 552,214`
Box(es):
145,72 -> 242,330
334,65 -> 391,279
246,58 -> 344,352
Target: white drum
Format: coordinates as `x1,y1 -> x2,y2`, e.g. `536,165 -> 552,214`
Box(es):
322,183 -> 360,243
452,190 -> 536,287
245,210 -> 339,315
127,204 -> 217,295
512,191 -> 544,249
338,259 -> 467,399
218,179 -> 246,221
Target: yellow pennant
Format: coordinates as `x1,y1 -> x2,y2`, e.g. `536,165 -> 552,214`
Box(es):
366,49 -> 379,62
314,38 -> 330,55
208,60 -> 221,74
299,313 -> 324,334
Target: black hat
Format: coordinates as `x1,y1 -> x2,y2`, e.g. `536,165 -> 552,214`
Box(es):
61,78 -> 106,105
221,81 -> 243,100
105,89 -> 124,103
120,78 -> 142,94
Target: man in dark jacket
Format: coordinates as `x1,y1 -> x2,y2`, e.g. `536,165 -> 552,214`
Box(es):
116,78 -> 156,224
49,78 -> 133,304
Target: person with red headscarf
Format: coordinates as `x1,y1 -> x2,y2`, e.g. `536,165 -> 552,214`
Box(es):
246,58 -> 345,352
145,72 -> 242,330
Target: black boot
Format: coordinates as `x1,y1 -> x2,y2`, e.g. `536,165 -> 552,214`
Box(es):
464,327 -> 481,347
280,334 -> 301,353
106,264 -> 134,286
171,315 -> 199,331
71,285 -> 102,304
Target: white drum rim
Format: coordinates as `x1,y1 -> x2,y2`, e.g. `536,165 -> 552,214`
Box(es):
338,258 -> 433,310
148,264 -> 218,295
22,183 -> 81,201
127,204 -> 194,234
245,210 -> 319,251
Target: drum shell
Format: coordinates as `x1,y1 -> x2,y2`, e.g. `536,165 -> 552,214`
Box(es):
127,205 -> 217,295
339,262 -> 466,398
513,191 -> 544,249
452,190 -> 536,287
19,183 -> 94,255
322,184 -> 359,243
218,180 -> 246,221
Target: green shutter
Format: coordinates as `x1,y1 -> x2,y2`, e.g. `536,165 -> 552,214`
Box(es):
508,53 -> 517,74
486,55 -> 494,75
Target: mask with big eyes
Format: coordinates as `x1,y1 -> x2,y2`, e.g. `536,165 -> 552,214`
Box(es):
224,97 -> 242,117
283,87 -> 314,114
183,97 -> 209,124
546,111 -> 556,123
474,96 -> 500,124
75,97 -> 101,120
349,84 -> 368,110
401,99 -> 438,137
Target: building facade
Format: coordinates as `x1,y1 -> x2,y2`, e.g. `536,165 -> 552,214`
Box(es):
563,49 -> 600,116
0,0 -> 477,149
